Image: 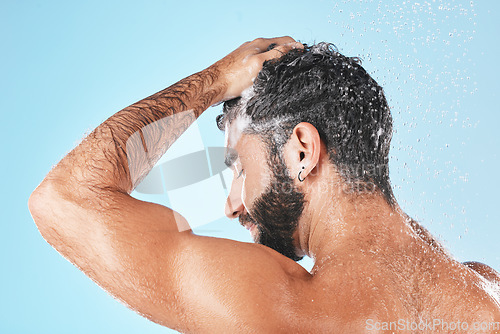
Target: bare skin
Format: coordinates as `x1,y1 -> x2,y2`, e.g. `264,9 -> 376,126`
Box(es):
29,37 -> 500,333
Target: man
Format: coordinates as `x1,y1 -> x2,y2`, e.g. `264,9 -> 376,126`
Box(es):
29,37 -> 500,333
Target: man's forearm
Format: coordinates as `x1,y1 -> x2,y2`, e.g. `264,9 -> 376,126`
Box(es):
35,37 -> 301,200
42,67 -> 224,197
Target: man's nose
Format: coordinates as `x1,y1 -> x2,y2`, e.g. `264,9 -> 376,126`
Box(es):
225,179 -> 244,219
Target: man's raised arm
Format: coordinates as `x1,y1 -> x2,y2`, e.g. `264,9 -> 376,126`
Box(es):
36,37 -> 299,196
28,37 -> 309,333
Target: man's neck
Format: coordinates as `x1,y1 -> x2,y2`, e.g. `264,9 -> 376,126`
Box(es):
296,184 -> 415,273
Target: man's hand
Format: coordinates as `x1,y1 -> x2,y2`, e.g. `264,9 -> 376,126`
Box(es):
211,36 -> 303,101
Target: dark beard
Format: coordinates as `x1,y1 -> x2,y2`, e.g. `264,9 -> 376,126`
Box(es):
243,155 -> 306,262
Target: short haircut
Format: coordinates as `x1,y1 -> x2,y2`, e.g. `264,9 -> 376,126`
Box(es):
217,43 -> 394,205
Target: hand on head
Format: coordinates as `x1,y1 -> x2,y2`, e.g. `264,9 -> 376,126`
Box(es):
211,36 -> 304,101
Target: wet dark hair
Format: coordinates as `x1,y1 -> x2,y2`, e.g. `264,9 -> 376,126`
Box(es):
216,43 -> 394,205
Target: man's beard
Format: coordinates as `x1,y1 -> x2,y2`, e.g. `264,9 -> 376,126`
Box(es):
240,154 -> 306,262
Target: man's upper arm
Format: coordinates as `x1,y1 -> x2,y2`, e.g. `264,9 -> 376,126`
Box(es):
29,182 -> 310,333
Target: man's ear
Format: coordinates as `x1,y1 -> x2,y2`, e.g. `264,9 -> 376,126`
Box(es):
284,122 -> 321,181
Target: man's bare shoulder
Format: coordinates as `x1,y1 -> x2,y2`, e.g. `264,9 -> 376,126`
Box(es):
169,235 -> 318,332
175,237 -> 400,332
464,261 -> 500,285
305,251 -> 500,329
297,258 -> 411,328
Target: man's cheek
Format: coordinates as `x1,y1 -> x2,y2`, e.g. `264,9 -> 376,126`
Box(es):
242,174 -> 265,209
241,180 -> 254,211
258,170 -> 273,191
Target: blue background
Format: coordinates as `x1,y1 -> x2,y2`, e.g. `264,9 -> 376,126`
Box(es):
2,0 -> 499,333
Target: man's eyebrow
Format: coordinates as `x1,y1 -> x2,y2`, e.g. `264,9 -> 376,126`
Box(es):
224,150 -> 239,168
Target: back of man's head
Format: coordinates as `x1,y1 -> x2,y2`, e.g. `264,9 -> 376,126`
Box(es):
217,42 -> 394,205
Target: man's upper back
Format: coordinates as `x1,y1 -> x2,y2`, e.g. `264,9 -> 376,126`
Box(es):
289,238 -> 500,333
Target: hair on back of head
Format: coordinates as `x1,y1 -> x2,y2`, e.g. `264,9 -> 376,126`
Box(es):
216,42 -> 395,205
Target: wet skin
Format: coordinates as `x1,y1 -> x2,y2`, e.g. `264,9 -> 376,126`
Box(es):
29,37 -> 500,333
225,127 -> 500,333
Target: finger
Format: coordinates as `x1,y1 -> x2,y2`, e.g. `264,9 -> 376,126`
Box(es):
250,36 -> 297,52
259,41 -> 304,62
266,43 -> 278,52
